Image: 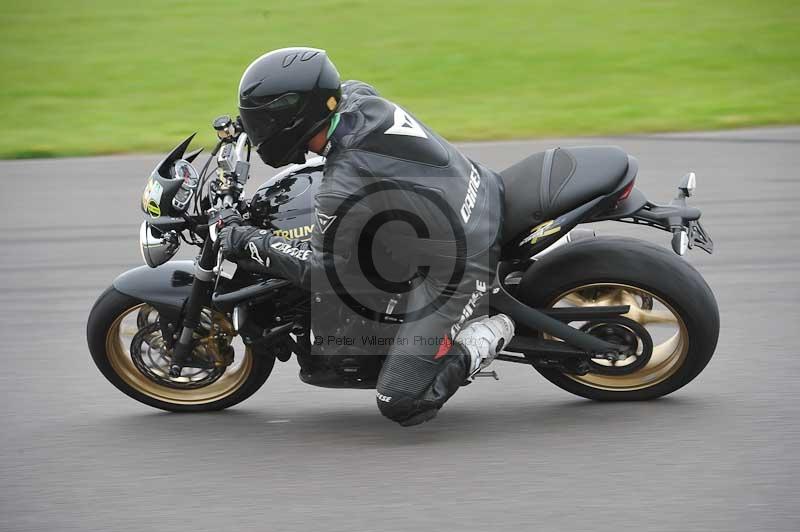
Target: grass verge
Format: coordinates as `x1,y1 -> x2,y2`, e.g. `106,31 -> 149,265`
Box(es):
1,0 -> 798,158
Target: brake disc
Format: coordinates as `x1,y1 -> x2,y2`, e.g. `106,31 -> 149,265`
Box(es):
130,323 -> 225,389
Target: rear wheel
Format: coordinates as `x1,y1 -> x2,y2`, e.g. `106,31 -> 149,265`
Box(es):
517,236 -> 719,400
87,287 -> 275,412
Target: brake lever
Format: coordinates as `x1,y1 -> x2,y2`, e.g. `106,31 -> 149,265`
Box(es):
208,220 -> 219,242
213,248 -> 224,291
213,248 -> 239,291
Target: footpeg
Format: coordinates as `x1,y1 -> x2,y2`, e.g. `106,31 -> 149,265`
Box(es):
472,370 -> 499,380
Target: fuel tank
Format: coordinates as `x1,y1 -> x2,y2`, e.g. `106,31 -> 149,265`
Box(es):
249,157 -> 324,240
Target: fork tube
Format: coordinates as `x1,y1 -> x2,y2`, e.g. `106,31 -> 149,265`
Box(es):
169,239 -> 216,376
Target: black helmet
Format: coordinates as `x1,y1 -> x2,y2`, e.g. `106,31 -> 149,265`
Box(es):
238,47 -> 341,168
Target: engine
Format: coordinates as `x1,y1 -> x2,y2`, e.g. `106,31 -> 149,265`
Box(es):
297,294 -> 403,389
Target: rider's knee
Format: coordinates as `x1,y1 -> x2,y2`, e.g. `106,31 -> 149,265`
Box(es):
375,393 -> 439,427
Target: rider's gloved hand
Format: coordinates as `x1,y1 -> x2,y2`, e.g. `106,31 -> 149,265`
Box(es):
211,207 -> 246,258
216,225 -> 268,268
209,207 -> 243,229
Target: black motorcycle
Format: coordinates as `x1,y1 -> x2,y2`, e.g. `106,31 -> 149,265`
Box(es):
87,117 -> 719,411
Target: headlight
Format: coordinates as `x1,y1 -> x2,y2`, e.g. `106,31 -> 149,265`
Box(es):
139,221 -> 180,268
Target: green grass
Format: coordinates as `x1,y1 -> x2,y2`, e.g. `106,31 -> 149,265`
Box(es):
0,0 -> 798,158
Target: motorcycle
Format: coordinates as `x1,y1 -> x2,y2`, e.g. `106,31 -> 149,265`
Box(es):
87,116 -> 719,411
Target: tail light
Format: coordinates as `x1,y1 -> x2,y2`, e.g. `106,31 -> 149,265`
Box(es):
618,180 -> 635,201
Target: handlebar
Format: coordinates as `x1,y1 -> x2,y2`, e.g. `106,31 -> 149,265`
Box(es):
210,127 -> 251,211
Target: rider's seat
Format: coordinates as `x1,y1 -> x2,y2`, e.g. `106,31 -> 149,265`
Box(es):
499,146 -> 633,243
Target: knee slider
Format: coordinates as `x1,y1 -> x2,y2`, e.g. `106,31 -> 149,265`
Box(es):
376,394 -> 437,426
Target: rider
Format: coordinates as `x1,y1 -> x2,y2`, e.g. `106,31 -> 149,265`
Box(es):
216,47 -> 514,426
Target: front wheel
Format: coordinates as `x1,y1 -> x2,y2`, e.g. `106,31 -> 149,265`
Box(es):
517,236 -> 719,401
87,287 -> 275,412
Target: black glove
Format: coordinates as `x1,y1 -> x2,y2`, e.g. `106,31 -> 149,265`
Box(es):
209,207 -> 243,229
217,225 -> 266,266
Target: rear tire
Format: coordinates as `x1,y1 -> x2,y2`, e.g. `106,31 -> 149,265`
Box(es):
87,286 -> 275,412
517,236 -> 719,401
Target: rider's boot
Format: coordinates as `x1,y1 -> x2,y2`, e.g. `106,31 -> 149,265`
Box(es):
454,314 -> 515,379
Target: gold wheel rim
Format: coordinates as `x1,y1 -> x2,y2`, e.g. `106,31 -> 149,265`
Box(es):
106,304 -> 253,405
548,283 -> 689,391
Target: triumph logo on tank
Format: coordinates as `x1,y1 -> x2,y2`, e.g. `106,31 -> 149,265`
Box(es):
273,224 -> 314,240
460,165 -> 481,223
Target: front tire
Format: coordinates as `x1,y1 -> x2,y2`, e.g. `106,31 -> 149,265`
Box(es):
517,236 -> 719,401
87,287 -> 275,412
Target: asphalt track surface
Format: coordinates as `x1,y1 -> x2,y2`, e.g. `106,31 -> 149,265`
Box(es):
1,127 -> 798,532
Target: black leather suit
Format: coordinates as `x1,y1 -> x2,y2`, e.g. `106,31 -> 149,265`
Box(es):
229,81 -> 505,425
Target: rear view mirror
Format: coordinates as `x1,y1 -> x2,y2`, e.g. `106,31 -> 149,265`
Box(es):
679,172 -> 697,197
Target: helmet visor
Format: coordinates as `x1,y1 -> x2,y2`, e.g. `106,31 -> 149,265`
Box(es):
239,92 -> 303,147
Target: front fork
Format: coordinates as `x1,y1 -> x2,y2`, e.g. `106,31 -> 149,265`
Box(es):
169,239 -> 217,377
